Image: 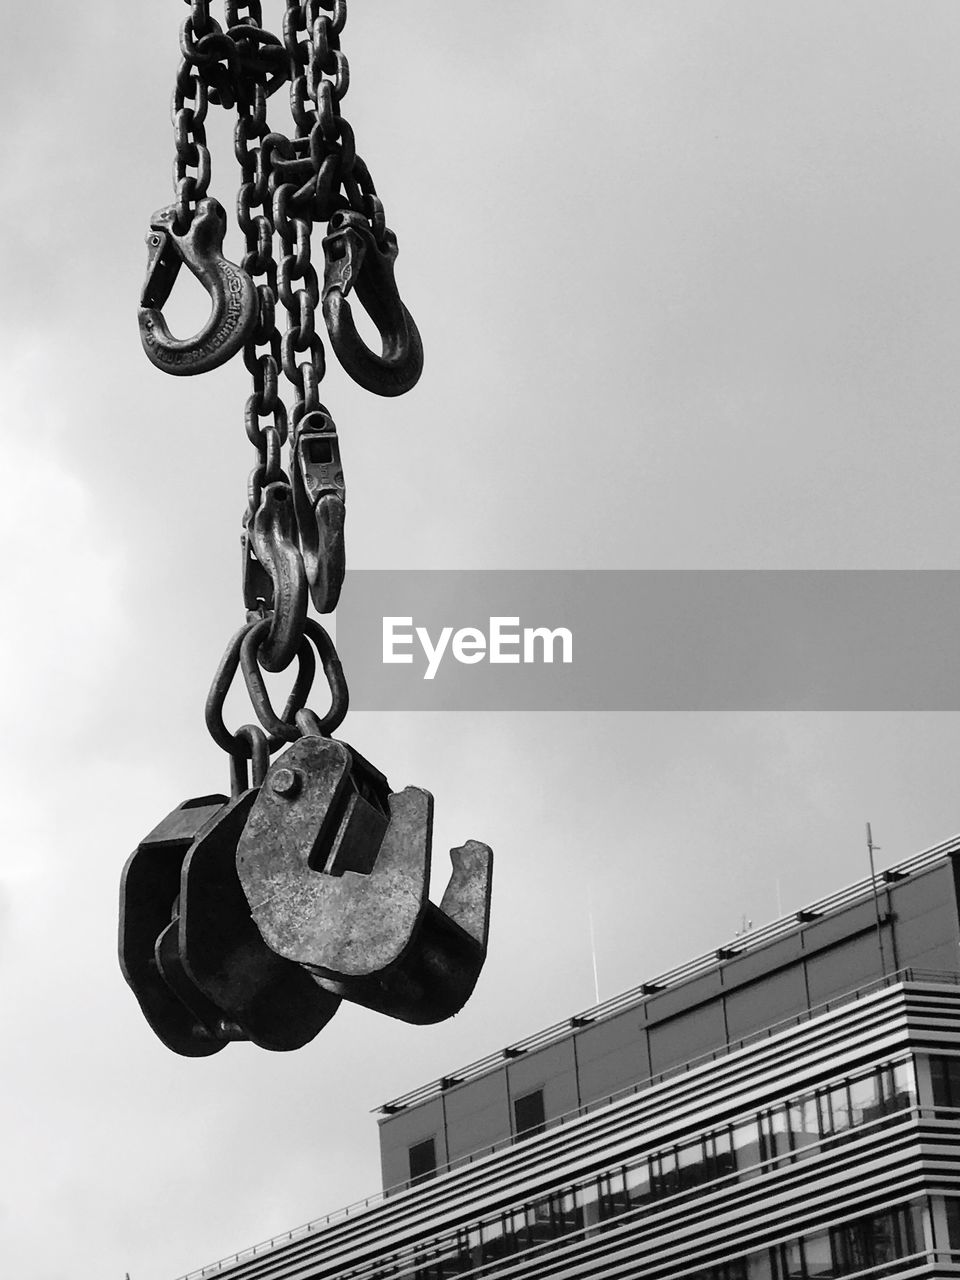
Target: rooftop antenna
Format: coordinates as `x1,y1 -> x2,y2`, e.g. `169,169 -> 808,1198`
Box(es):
586,883 -> 601,1005
865,823 -> 888,976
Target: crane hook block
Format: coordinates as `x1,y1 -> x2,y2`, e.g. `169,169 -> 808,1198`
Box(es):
237,734 -> 493,1025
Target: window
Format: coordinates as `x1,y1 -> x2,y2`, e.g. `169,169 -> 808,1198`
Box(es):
711,1203 -> 921,1280
946,1197 -> 960,1252
651,1148 -> 679,1198
831,1204 -> 921,1273
391,1062 -> 921,1280
788,1095 -> 820,1155
678,1138 -> 711,1190
713,1128 -> 736,1178
529,1196 -> 555,1243
480,1215 -> 512,1263
744,1252 -> 774,1280
554,1189 -> 583,1234
760,1105 -> 791,1162
513,1087 -> 546,1138
930,1055 -> 960,1109
598,1168 -> 629,1218
625,1158 -> 652,1202
818,1081 -> 851,1137
408,1137 -> 437,1186
848,1071 -> 882,1127
777,1239 -> 804,1279
732,1117 -> 762,1178
598,1159 -> 652,1221
802,1231 -> 833,1277
885,1060 -> 915,1112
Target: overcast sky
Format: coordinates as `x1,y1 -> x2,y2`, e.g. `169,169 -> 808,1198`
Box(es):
5,4 -> 960,1278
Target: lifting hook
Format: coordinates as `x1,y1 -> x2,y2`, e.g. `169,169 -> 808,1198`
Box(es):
244,481 -> 308,673
321,209 -> 424,398
139,198 -> 257,375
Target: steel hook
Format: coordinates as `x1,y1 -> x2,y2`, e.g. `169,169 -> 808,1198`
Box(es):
139,197 -> 257,375
321,209 -> 424,397
245,481 -> 308,673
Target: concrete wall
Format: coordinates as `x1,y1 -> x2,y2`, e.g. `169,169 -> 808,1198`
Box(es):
575,1008 -> 651,1103
379,1097 -> 448,1193
506,1040 -> 580,1129
378,856 -> 960,1188
892,862 -> 960,971
443,1071 -> 510,1165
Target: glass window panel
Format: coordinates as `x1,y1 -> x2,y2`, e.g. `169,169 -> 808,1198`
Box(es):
514,1088 -> 546,1137
481,1217 -> 509,1263
557,1190 -> 582,1232
817,1091 -> 833,1137
713,1128 -> 736,1178
901,1203 -> 923,1257
465,1226 -> 482,1265
678,1139 -> 708,1189
868,1210 -> 899,1264
930,1056 -> 960,1109
946,1197 -> 960,1251
733,1119 -> 761,1178
788,1095 -> 820,1154
744,1250 -> 774,1280
827,1083 -> 851,1134
662,1149 -> 679,1194
849,1071 -> 882,1127
803,1231 -> 834,1277
779,1239 -> 804,1279
506,1207 -> 528,1250
930,1056 -> 949,1106
528,1197 -> 555,1243
599,1168 -> 627,1218
832,1220 -> 858,1272
436,1239 -> 468,1279
939,1055 -> 960,1108
531,1196 -> 553,1227
625,1159 -> 651,1203
762,1106 -> 791,1162
832,1206 -> 918,1272
888,1060 -> 916,1110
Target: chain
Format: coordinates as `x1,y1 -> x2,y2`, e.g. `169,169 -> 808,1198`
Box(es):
148,0 -> 422,768
172,1 -> 215,232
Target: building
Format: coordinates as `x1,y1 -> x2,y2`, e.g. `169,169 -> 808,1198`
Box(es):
176,834 -> 960,1280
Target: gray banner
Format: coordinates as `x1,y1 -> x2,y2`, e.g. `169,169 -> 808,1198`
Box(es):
333,571 -> 960,711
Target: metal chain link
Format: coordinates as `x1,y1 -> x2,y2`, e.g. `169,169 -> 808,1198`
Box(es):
158,0 -> 416,757
172,1 -> 215,231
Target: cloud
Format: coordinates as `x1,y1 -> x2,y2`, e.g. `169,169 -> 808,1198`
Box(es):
0,343 -> 128,749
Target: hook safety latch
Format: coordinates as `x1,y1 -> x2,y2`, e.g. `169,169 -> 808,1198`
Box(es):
292,409 -> 345,614
139,197 -> 257,375
321,209 -> 424,398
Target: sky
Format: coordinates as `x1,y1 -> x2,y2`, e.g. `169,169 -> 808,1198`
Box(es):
5,3 -> 960,1278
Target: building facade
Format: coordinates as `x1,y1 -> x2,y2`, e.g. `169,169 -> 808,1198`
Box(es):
176,835 -> 960,1280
